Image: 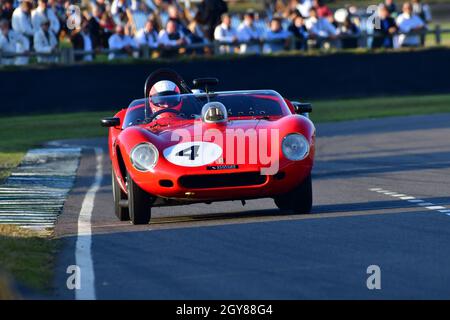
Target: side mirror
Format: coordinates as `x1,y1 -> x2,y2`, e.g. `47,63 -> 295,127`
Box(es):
101,117 -> 121,128
292,101 -> 312,114
192,78 -> 219,93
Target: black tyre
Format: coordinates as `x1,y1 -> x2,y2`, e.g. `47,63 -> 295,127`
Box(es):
126,171 -> 153,225
112,169 -> 129,221
274,174 -> 313,214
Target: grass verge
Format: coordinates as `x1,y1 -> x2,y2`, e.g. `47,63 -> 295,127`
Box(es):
310,93 -> 450,122
0,225 -> 58,295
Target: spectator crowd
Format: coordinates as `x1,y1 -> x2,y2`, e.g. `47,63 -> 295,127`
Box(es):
0,0 -> 434,65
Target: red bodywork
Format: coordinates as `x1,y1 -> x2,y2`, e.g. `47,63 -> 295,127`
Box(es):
108,92 -> 315,205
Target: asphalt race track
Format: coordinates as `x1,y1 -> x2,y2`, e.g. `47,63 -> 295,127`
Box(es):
52,114 -> 450,299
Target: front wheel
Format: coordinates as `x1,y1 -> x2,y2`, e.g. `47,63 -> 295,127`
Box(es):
126,171 -> 153,225
274,174 -> 313,214
112,168 -> 129,221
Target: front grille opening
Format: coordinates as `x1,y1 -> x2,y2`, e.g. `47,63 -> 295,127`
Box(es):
179,172 -> 267,189
274,171 -> 285,180
159,179 -> 174,187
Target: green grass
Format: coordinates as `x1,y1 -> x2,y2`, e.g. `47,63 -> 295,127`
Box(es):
0,225 -> 57,293
310,93 -> 450,122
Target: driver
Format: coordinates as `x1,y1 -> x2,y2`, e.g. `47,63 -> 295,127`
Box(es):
149,80 -> 183,119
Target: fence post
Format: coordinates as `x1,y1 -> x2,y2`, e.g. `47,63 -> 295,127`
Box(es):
213,41 -> 220,55
290,36 -> 296,51
141,45 -> 150,59
60,47 -> 74,64
435,24 -> 441,45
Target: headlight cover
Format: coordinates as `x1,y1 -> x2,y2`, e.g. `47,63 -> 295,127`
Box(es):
282,133 -> 310,161
130,143 -> 159,171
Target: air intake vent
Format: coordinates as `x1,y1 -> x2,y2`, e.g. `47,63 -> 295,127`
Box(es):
179,172 -> 267,189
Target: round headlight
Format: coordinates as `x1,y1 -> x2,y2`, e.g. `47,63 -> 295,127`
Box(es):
130,143 -> 159,171
282,133 -> 310,161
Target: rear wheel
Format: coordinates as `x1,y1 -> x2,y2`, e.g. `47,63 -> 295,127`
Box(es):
126,171 -> 153,225
274,174 -> 312,214
112,168 -> 129,221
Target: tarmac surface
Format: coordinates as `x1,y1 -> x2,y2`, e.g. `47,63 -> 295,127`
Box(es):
52,114 -> 450,299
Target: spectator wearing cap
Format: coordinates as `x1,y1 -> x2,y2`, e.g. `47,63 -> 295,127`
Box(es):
134,18 -> 159,49
108,23 -> 137,60
32,0 -> 60,36
0,18 -> 29,65
372,4 -> 398,48
12,0 -> 35,42
263,17 -> 291,53
214,13 -> 237,54
237,10 -> 263,54
305,7 -> 337,47
34,18 -> 58,63
70,18 -> 95,62
288,13 -> 308,50
396,1 -> 424,47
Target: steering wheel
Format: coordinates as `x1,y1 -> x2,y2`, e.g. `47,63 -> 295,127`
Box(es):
145,108 -> 182,123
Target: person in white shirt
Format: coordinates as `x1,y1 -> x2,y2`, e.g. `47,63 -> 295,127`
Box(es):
111,0 -> 137,25
12,1 -> 34,41
31,0 -> 60,36
34,18 -> 58,63
297,0 -> 313,18
396,2 -> 424,47
263,17 -> 291,53
134,18 -> 159,49
108,24 -> 137,60
158,19 -> 189,51
305,7 -> 337,48
237,10 -> 262,54
214,13 -> 238,54
130,0 -> 149,33
0,19 -> 30,65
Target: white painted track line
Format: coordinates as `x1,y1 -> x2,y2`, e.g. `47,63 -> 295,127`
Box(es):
75,148 -> 103,300
369,188 -> 450,217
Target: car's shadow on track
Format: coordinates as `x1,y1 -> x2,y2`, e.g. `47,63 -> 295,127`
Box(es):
146,197 -> 449,228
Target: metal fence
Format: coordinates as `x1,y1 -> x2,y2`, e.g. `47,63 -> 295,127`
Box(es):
1,26 -> 449,65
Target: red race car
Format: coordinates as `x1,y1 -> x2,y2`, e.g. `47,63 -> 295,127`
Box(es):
102,69 -> 315,224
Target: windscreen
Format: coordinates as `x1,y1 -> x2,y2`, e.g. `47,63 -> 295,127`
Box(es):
123,90 -> 289,128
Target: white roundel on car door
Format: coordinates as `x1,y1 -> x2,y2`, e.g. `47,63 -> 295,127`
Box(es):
163,142 -> 222,167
